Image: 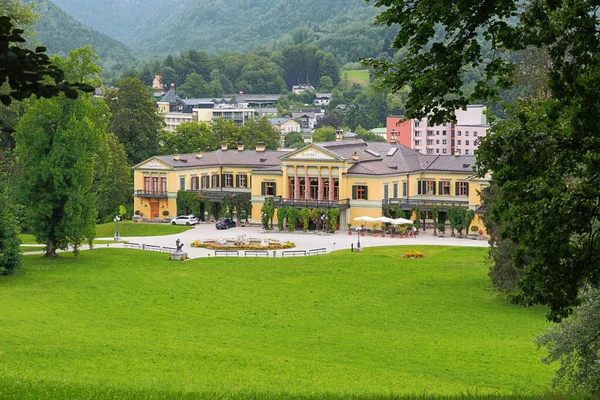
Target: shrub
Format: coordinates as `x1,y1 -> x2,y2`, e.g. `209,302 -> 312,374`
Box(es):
162,210 -> 169,217
470,225 -> 479,232
134,210 -> 140,215
438,222 -> 445,233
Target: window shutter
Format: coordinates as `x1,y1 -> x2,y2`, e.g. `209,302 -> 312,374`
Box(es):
364,186 -> 368,200
432,181 -> 436,195
272,183 -> 277,195
455,182 -> 459,196
465,183 -> 469,196
236,175 -> 240,187
403,182 -> 407,197
261,182 -> 266,195
352,186 -> 357,200
417,180 -> 421,195
393,183 -> 398,198
221,174 -> 225,187
439,181 -> 443,194
422,180 -> 427,194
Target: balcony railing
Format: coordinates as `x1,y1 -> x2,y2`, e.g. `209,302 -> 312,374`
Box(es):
382,197 -> 469,210
270,196 -> 350,210
135,190 -> 168,198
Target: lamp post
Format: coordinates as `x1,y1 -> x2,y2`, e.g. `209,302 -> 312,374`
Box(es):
114,215 -> 121,242
355,226 -> 362,252
204,210 -> 208,223
321,214 -> 326,235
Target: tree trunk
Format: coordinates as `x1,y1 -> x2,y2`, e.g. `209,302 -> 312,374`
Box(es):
45,239 -> 58,258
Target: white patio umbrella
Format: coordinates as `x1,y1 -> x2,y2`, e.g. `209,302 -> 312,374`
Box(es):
353,215 -> 378,229
391,217 -> 413,225
374,216 -> 393,223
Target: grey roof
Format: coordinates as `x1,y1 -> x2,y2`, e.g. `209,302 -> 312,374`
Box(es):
315,93 -> 332,98
269,117 -> 294,125
158,87 -> 179,103
153,149 -> 291,169
141,139 -> 478,176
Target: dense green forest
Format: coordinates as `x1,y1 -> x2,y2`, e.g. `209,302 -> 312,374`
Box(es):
33,1 -> 136,82
50,0 -> 397,63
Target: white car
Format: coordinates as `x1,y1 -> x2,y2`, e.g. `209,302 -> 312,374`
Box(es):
171,215 -> 198,226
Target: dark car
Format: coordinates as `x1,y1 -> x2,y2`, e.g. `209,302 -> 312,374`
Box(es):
215,218 -> 236,230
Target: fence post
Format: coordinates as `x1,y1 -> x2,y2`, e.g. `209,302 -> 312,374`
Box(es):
273,251 -> 276,258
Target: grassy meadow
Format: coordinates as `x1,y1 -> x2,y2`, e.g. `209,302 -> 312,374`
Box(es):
0,246 -> 557,398
341,69 -> 370,87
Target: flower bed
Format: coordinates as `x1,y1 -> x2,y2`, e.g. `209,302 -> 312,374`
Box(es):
191,235 -> 295,250
402,250 -> 425,258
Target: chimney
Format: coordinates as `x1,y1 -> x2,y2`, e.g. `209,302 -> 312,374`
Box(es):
237,142 -> 244,151
221,141 -> 228,151
256,141 -> 266,152
455,149 -> 461,157
352,151 -> 359,161
390,129 -> 397,143
173,153 -> 180,161
336,129 -> 343,141
195,152 -> 203,159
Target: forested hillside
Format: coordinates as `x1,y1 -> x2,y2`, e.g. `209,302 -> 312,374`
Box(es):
50,0 -> 396,63
33,1 -> 136,80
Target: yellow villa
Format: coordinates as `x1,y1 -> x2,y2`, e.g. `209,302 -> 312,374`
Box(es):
132,136 -> 488,232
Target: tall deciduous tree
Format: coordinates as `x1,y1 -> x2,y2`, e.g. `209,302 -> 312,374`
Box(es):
15,87 -> 107,257
311,126 -> 336,143
106,77 -> 164,165
93,133 -> 131,223
159,121 -> 218,155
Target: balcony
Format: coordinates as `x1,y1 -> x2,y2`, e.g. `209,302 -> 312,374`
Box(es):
135,190 -> 168,198
382,197 -> 469,210
270,196 -> 350,210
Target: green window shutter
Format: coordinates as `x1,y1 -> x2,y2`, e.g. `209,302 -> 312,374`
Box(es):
236,175 -> 240,187
393,183 -> 398,198
439,181 -> 443,194
272,182 -> 277,195
352,186 -> 357,200
465,183 -> 469,196
417,180 -> 421,195
432,181 -> 436,195
364,186 -> 368,200
261,182 -> 266,196
422,180 -> 427,194
402,182 -> 407,197
455,182 -> 459,196
221,175 -> 226,187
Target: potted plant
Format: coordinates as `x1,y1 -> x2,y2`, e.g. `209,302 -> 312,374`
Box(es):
347,223 -> 353,235
478,228 -> 484,238
470,225 -> 479,239
162,210 -> 169,217
438,222 -> 446,237
390,226 -> 396,238
372,223 -> 379,236
239,212 -> 248,226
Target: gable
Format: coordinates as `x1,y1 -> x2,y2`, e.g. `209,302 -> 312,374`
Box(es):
282,145 -> 341,162
136,158 -> 172,170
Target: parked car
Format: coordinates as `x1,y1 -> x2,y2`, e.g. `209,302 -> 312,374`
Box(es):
171,215 -> 198,226
215,218 -> 236,230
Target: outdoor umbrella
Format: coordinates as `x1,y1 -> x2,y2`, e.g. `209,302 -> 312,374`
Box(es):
353,216 -> 377,229
391,218 -> 413,225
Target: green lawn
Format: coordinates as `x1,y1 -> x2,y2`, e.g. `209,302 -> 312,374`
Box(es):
0,246 -> 558,399
19,245 -> 45,253
341,69 -> 370,86
19,221 -> 192,244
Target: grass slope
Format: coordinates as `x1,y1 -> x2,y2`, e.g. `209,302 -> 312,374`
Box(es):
0,246 -> 554,398
341,69 -> 370,87
95,220 -> 193,237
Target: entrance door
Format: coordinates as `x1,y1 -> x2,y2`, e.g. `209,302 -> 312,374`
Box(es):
150,201 -> 159,219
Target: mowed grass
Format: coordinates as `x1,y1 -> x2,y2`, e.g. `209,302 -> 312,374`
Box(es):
19,221 -> 193,245
0,246 -> 556,398
341,69 -> 370,86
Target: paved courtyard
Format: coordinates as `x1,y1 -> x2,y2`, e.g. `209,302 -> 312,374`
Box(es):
118,222 -> 489,259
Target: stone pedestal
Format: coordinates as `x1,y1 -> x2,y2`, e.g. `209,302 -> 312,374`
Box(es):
170,251 -> 188,261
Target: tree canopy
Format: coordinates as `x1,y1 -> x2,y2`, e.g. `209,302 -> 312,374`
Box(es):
368,0 -> 600,322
